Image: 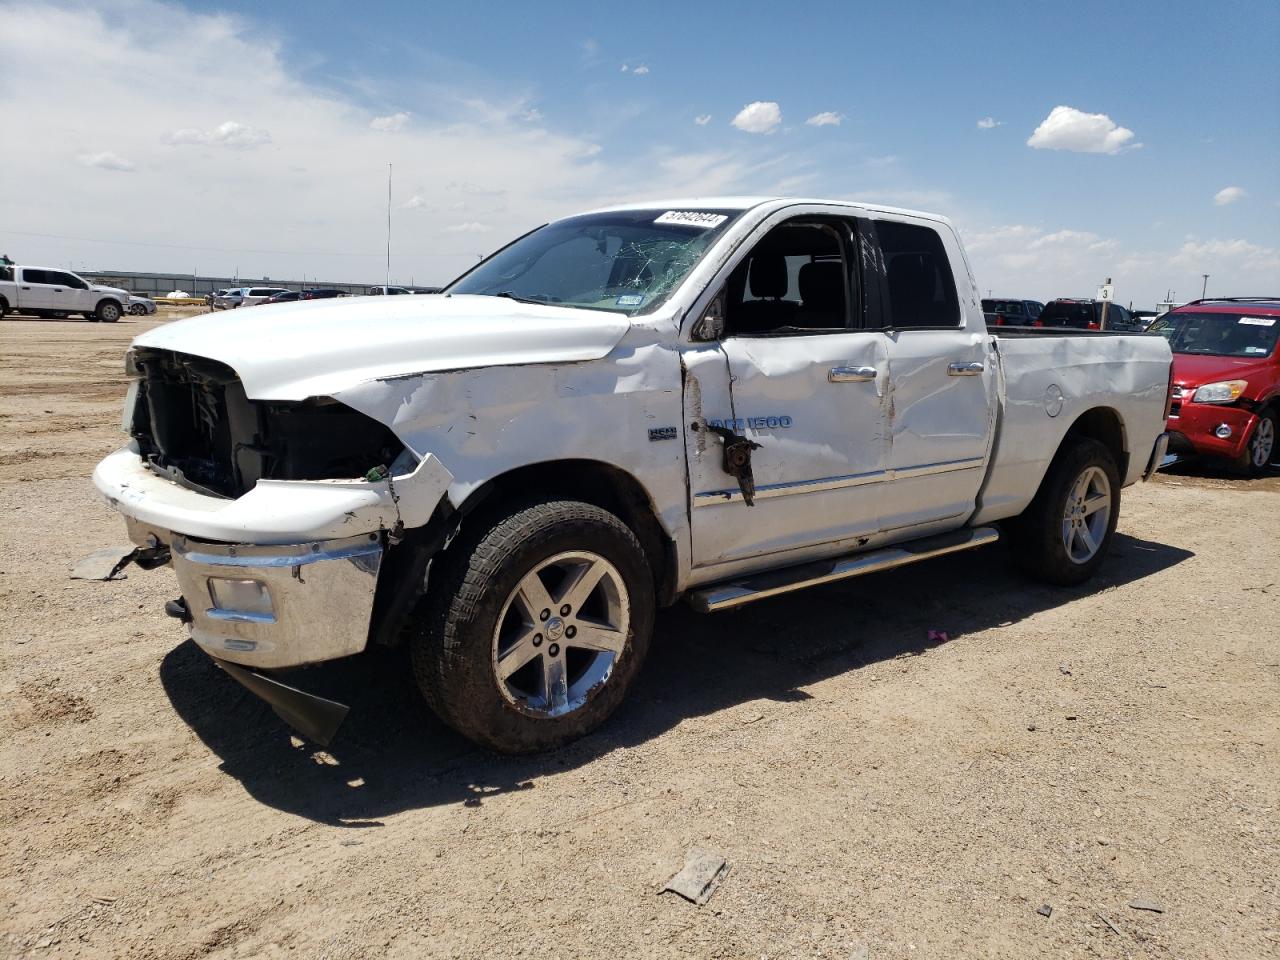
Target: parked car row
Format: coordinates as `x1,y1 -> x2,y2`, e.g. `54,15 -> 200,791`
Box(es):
981,297 -> 1144,331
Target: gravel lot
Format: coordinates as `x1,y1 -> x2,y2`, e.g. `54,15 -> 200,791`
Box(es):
2,314 -> 1278,959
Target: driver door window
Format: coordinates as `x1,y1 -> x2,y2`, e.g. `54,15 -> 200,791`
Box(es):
724,222 -> 853,334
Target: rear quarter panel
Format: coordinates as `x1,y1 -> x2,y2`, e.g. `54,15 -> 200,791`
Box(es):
973,333 -> 1171,525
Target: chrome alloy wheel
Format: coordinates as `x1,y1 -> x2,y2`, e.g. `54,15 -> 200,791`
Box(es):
491,551 -> 630,718
1250,416 -> 1275,468
1061,465 -> 1112,564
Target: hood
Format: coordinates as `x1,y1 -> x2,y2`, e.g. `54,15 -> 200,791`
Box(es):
131,294 -> 632,400
93,284 -> 128,296
1172,352 -> 1274,392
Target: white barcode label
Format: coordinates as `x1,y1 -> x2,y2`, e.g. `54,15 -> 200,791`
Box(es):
655,211 -> 728,228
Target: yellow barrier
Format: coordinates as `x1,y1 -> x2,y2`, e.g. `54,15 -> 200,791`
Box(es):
154,297 -> 208,306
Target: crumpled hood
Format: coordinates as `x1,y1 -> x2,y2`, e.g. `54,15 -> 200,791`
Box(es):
1172,352 -> 1274,391
131,294 -> 632,400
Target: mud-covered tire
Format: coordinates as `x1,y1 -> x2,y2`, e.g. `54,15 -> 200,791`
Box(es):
1008,437 -> 1121,586
411,500 -> 655,753
1234,409 -> 1277,477
95,300 -> 121,323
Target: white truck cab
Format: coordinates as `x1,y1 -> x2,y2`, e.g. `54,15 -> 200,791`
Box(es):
92,198 -> 1172,751
0,265 -> 130,322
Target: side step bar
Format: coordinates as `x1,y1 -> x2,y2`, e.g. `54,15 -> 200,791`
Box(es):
688,526 -> 1000,613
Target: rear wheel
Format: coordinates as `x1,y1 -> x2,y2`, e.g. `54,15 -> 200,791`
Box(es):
1009,438 -> 1120,585
1237,410 -> 1277,476
411,499 -> 654,753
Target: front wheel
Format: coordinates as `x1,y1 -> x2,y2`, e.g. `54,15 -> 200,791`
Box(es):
96,300 -> 121,323
1236,410 -> 1277,477
411,500 -> 655,753
1009,438 -> 1120,586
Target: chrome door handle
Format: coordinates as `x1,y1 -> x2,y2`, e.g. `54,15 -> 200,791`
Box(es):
829,365 -> 878,383
948,361 -> 985,377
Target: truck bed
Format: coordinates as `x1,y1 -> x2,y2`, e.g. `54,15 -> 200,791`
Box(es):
971,330 -> 1171,526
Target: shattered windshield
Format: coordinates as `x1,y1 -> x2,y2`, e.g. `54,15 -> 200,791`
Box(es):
1153,311 -> 1280,358
445,208 -> 743,315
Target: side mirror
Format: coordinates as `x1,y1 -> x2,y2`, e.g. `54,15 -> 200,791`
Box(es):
692,293 -> 726,342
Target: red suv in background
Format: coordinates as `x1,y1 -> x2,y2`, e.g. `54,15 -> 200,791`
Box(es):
1150,298 -> 1280,475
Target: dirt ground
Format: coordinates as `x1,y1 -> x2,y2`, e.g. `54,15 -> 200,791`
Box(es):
2,313 -> 1278,960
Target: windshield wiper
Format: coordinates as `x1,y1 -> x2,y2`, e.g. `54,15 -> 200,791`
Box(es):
491,290 -> 545,304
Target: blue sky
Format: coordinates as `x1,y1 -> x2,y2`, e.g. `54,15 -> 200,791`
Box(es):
1,0 -> 1276,304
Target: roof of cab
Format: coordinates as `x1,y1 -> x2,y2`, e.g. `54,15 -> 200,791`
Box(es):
581,196 -> 952,226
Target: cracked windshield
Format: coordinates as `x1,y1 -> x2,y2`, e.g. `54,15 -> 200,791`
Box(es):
446,208 -> 742,314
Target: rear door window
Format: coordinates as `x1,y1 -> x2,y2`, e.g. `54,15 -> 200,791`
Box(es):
872,220 -> 960,328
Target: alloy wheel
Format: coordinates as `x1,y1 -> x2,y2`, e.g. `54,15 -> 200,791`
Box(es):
1061,465 -> 1111,564
1251,416 -> 1275,468
491,551 -> 630,718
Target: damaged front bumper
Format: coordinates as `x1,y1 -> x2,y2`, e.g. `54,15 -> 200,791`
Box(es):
171,532 -> 384,669
92,442 -> 454,670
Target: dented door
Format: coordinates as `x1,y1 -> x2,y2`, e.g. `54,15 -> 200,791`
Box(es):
683,332 -> 890,566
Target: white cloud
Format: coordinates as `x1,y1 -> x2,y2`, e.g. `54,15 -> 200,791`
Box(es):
76,150 -> 134,172
1026,105 -> 1135,154
805,111 -> 842,127
370,111 -> 410,133
443,222 -> 492,234
619,63 -> 628,72
732,101 -> 782,134
0,1 -> 810,284
694,114 -> 711,126
976,116 -> 1003,130
864,155 -> 897,168
520,107 -> 544,123
165,119 -> 271,149
963,223 -> 1280,308
1214,186 -> 1247,206
631,64 -> 650,76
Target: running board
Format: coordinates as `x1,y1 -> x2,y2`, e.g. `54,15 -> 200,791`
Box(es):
687,526 -> 1000,613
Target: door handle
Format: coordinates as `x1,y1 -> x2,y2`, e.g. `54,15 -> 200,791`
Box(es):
20,286 -> 30,290
829,365 -> 878,383
948,361 -> 985,377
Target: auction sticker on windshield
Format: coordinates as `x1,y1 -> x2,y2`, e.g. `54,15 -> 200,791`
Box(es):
1239,317 -> 1276,326
654,211 -> 728,228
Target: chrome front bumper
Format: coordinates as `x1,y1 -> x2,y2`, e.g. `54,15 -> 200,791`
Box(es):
170,532 -> 384,669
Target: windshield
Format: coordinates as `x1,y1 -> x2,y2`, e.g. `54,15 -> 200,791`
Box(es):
446,208 -> 743,315
1039,302 -> 1095,327
982,299 -> 1024,315
1150,311 -> 1279,358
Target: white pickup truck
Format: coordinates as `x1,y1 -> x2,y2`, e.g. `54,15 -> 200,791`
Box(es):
0,265 -> 131,322
92,198 -> 1172,751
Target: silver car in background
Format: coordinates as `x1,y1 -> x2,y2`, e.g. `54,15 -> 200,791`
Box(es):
212,288 -> 244,310
128,295 -> 157,316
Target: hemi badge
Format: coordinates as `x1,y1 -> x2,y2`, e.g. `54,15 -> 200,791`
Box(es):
648,426 -> 677,442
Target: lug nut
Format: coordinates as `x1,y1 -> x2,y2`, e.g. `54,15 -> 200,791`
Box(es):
548,643 -> 560,657
533,633 -> 543,647
565,625 -> 577,639
540,609 -> 550,621
560,604 -> 571,616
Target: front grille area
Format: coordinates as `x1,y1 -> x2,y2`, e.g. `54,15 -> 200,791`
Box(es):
129,348 -> 404,498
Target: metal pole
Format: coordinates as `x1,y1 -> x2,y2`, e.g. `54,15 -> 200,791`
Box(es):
1201,274 -> 1209,299
1099,277 -> 1111,330
386,163 -> 392,289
